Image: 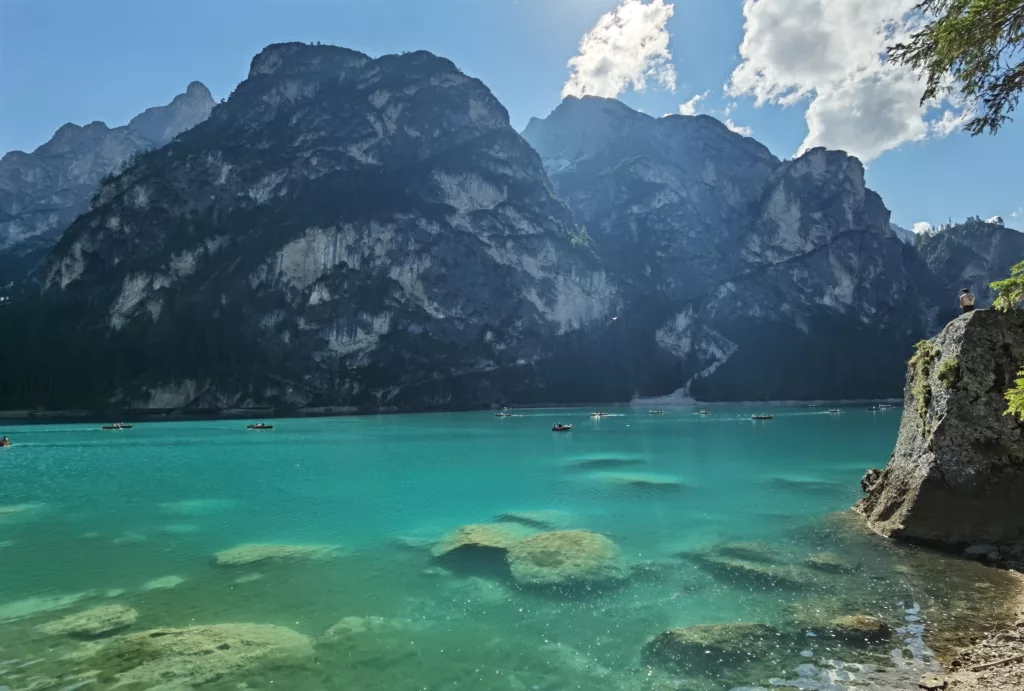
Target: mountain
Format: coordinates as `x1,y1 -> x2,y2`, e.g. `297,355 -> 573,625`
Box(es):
916,218 -> 1024,309
890,223 -> 916,244
0,81 -> 216,284
0,43 -> 612,411
523,96 -> 938,400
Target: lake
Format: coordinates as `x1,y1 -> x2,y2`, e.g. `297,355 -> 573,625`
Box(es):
0,407 -> 1019,690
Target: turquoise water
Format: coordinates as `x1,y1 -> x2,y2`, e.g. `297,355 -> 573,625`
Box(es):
0,407 -> 1019,690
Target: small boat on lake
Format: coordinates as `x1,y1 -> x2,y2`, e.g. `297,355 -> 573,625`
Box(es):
590,412 -> 610,418
649,410 -> 665,415
495,408 -> 512,418
552,423 -> 573,432
751,414 -> 773,421
0,437 -> 12,448
697,410 -> 711,416
828,409 -> 841,415
102,423 -> 133,430
867,405 -> 880,411
247,423 -> 274,430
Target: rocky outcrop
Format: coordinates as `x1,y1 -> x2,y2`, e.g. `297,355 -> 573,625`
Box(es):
0,43 -> 611,412
524,96 -> 938,402
857,310 -> 1024,545
0,81 -> 215,264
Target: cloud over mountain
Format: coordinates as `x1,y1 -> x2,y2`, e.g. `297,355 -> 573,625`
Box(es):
727,0 -> 972,161
563,0 -> 677,99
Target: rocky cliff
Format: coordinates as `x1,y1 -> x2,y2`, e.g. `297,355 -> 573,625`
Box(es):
857,309 -> 1024,545
523,96 -> 938,401
0,44 -> 612,411
0,82 -> 215,275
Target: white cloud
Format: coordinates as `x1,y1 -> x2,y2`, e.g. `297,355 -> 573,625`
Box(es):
912,222 -> 934,235
987,215 -> 1005,226
727,0 -> 971,162
563,0 -> 677,99
679,90 -> 709,116
725,119 -> 754,136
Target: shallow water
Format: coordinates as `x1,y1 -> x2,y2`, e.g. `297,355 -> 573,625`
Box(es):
0,407 -> 1019,690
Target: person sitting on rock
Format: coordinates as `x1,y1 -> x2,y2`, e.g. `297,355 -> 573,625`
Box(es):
960,288 -> 976,313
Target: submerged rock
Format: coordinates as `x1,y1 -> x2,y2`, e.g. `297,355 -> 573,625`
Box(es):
141,575 -> 185,591
506,530 -> 627,588
593,473 -> 684,491
805,551 -> 860,573
0,592 -> 93,622
495,510 -> 572,530
829,615 -> 892,643
0,503 -> 45,518
430,523 -> 534,559
214,543 -> 339,566
319,616 -> 421,665
37,604 -> 138,638
88,623 -> 312,688
689,553 -> 810,590
715,541 -> 780,563
857,311 -> 1024,545
642,623 -> 782,672
570,457 -> 646,471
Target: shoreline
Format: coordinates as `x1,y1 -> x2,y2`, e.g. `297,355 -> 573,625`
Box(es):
0,398 -> 905,425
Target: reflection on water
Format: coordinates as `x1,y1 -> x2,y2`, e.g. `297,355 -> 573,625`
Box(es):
0,408 -> 1019,690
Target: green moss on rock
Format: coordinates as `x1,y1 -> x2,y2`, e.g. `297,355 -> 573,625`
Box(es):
910,340 -> 940,429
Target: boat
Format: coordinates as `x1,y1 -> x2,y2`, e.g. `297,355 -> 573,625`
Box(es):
590,412 -> 609,418
828,409 -> 841,415
101,422 -> 132,430
751,414 -> 773,421
247,423 -> 274,430
649,410 -> 665,415
495,407 -> 512,418
879,404 -> 894,409
552,424 -> 573,432
697,410 -> 711,416
867,405 -> 880,411
0,439 -> 11,448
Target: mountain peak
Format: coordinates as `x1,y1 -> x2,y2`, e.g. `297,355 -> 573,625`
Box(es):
247,42 -> 370,79
126,81 -> 216,146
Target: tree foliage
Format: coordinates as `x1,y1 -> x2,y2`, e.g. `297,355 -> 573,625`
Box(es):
889,0 -> 1024,135
991,259 -> 1024,311
989,260 -> 1024,419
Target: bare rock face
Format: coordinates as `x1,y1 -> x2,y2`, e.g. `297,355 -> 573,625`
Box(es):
857,310 -> 1024,545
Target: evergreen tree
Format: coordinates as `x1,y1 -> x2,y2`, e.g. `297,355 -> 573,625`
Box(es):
890,1 -> 1024,135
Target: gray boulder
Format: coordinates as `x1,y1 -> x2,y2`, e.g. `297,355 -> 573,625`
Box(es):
857,310 -> 1024,544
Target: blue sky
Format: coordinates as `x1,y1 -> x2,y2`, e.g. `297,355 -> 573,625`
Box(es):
1,0 -> 1020,230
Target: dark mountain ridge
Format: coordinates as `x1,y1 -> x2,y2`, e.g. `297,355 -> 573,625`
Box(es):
0,45 -> 1018,412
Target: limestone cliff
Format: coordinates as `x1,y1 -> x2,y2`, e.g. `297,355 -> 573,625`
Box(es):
857,309 -> 1024,544
0,43 -> 612,411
